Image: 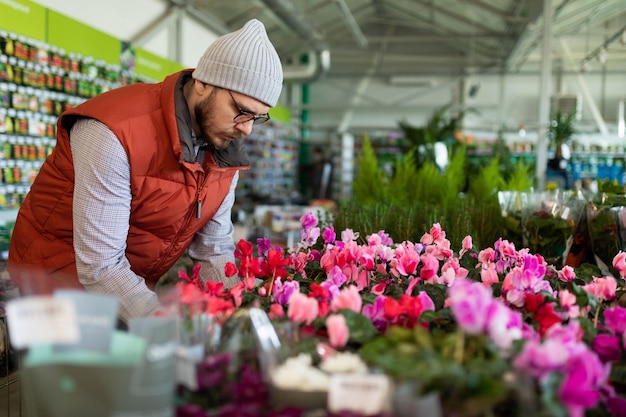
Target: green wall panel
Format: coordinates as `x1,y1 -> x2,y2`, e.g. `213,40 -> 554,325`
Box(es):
269,106 -> 291,124
0,0 -> 46,41
135,47 -> 185,82
47,10 -> 119,63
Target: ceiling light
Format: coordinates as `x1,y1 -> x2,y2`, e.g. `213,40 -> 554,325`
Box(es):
389,76 -> 437,87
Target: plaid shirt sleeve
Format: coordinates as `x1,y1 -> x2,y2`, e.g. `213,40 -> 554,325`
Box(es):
70,118 -> 161,322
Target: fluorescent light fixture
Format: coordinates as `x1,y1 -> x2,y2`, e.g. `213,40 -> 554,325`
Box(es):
389,76 -> 437,87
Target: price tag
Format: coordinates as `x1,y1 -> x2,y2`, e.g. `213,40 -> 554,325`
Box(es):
6,296 -> 79,349
328,373 -> 391,415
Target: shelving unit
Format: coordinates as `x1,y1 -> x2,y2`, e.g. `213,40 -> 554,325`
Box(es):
238,122 -> 299,200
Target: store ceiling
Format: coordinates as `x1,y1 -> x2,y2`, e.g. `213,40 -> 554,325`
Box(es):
177,0 -> 626,81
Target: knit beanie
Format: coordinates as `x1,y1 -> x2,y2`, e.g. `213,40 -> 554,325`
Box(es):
192,19 -> 283,107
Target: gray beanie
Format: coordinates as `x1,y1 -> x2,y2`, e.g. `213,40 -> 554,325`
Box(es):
192,19 -> 283,107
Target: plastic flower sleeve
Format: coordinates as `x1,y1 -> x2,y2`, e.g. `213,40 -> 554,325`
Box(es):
497,190 -> 524,249
521,190 -> 584,266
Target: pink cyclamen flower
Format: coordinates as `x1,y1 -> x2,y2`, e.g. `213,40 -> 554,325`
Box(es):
459,235 -> 472,258
287,292 -> 319,325
558,265 -> 576,282
326,314 -> 349,348
485,300 -> 523,350
419,252 -> 439,281
480,265 -> 500,287
447,279 -> 493,334
272,277 -> 300,305
300,211 -> 318,230
583,275 -> 617,301
331,285 -> 362,313
612,251 -> 626,278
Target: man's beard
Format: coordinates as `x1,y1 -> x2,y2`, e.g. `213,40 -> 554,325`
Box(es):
194,92 -> 243,151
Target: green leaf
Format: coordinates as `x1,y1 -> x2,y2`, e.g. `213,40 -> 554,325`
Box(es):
338,309 -> 378,344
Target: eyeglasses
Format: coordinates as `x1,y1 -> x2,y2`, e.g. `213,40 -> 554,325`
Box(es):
227,90 -> 270,125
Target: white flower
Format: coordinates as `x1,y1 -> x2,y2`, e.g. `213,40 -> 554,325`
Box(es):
319,351 -> 368,374
271,353 -> 329,391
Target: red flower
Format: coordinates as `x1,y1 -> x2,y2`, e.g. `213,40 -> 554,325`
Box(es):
234,239 -> 253,260
384,294 -> 423,327
224,262 -> 238,277
524,292 -> 545,313
535,302 -> 562,337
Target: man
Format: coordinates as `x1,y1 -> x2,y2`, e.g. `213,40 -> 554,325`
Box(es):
7,19 -> 283,323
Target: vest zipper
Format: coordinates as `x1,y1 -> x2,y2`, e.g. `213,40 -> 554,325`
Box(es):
196,199 -> 202,219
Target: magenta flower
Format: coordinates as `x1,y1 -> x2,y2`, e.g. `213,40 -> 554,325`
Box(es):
592,334 -> 622,363
559,350 -> 609,417
322,226 -> 336,244
362,295 -> 386,330
603,306 -> 626,334
300,211 -> 317,230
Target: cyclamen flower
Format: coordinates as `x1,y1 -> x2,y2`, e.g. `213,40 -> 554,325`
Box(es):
362,295 -> 386,330
447,279 -> 493,334
559,349 -> 610,417
583,275 -> 618,301
272,277 -> 300,305
558,265 -> 576,282
331,285 -> 362,313
459,235 -> 472,258
480,265 -> 500,286
322,226 -> 336,245
321,265 -> 347,297
390,241 -> 420,276
287,292 -> 319,324
592,334 -> 622,363
300,211 -> 318,230
603,306 -> 626,334
612,251 -> 626,278
485,300 -> 523,350
326,314 -> 349,348
341,228 -> 359,242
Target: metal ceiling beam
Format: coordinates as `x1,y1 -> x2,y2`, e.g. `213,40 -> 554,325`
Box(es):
504,0 -> 545,71
333,0 -> 368,48
384,2 -> 499,60
411,0 -> 503,35
129,5 -> 181,46
165,0 -> 231,35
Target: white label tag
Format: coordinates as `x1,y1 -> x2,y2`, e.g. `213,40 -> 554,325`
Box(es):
6,296 -> 80,349
328,373 -> 391,415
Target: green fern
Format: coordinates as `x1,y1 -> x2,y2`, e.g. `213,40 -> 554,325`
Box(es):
504,159 -> 534,191
468,158 -> 505,204
353,136 -> 387,205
